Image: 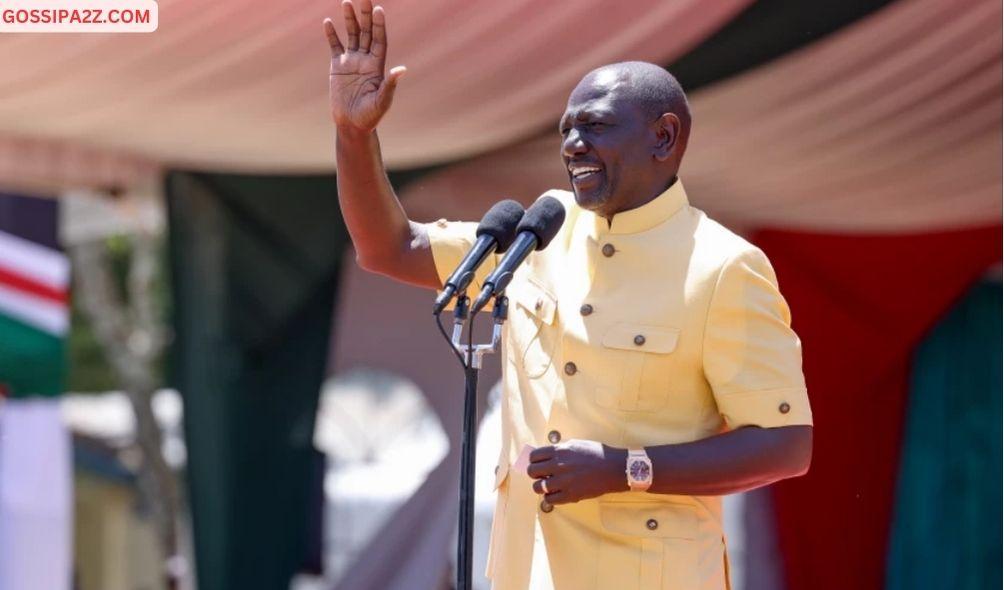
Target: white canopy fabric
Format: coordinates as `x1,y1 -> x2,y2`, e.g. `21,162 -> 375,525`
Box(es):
1,0 -> 997,232
683,0 -> 1002,232
402,0 -> 1003,233
0,0 -> 749,192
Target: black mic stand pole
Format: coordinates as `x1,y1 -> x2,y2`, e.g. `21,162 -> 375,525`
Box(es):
449,293 -> 508,590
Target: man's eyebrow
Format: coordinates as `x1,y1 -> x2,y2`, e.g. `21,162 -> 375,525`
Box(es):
578,108 -> 612,117
559,108 -> 613,130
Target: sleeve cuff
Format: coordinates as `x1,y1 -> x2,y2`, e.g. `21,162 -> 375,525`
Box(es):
717,387 -> 813,429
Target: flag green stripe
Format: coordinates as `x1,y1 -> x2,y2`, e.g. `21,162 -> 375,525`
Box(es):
0,312 -> 65,397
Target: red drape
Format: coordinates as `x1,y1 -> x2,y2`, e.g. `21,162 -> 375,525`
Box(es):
753,226 -> 1001,589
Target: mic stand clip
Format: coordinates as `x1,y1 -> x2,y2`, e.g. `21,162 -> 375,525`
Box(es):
450,294 -> 508,368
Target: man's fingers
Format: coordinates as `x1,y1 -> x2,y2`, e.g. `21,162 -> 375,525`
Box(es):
371,5 -> 387,65
544,490 -> 571,505
358,0 -> 373,53
387,65 -> 407,80
532,475 -> 566,495
529,445 -> 555,463
323,19 -> 344,57
342,0 -> 360,51
527,460 -> 554,480
376,66 -> 406,111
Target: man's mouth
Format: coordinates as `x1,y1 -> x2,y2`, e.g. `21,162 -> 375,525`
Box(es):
569,164 -> 603,183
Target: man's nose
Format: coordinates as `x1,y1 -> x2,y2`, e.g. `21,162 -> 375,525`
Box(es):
562,129 -> 588,158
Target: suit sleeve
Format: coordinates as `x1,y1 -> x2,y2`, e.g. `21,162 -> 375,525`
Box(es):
424,218 -> 499,304
703,247 -> 813,429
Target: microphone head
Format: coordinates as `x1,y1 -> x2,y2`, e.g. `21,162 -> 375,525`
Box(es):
515,196 -> 566,251
475,199 -> 526,253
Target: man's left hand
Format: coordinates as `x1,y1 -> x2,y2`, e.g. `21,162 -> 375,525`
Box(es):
527,439 -> 627,505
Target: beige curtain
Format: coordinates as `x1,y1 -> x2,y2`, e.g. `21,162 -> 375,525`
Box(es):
0,0 -> 750,190
402,0 -> 1002,233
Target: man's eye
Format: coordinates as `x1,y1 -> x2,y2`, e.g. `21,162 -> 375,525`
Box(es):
589,122 -> 606,129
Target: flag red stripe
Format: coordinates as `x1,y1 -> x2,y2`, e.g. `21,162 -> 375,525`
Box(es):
0,265 -> 67,304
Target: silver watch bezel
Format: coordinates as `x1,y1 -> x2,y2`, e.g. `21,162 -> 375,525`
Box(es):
625,449 -> 653,490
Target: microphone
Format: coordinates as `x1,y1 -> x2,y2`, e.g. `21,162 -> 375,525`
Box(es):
471,196 -> 566,315
432,199 -> 525,314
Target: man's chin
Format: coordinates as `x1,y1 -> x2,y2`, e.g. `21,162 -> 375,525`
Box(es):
572,186 -> 609,213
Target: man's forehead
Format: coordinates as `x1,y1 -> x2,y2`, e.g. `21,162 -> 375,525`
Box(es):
562,87 -> 636,123
561,98 -> 614,120
568,69 -> 625,104
563,68 -> 642,118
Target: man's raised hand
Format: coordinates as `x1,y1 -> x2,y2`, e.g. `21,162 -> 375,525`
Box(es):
324,0 -> 406,131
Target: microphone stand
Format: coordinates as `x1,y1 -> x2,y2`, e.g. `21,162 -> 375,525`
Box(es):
447,293 -> 508,590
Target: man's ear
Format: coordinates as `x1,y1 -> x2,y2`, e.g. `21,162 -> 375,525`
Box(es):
652,113 -> 681,162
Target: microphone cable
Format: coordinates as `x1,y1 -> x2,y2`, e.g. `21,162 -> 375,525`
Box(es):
434,309 -> 468,370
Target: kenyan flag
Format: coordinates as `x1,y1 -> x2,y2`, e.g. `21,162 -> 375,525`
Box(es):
0,194 -> 69,396
0,192 -> 72,590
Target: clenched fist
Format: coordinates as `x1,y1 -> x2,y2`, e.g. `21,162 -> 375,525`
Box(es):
527,439 -> 628,506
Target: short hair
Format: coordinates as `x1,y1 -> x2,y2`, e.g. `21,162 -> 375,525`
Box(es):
589,61 -> 691,137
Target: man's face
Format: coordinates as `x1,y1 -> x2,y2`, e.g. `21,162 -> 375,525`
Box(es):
559,71 -> 655,217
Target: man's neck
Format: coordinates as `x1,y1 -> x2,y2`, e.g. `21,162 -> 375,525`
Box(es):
603,176 -> 678,223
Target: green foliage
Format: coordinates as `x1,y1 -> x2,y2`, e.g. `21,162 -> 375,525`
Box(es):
66,235 -> 171,393
67,300 -> 116,392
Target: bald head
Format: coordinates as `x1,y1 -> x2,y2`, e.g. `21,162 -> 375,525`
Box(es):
582,61 -> 691,143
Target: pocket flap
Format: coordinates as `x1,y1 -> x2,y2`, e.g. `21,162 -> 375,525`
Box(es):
602,324 -> 679,353
511,278 -> 557,325
598,501 -> 698,539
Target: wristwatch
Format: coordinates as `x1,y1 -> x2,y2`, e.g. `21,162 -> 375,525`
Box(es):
626,448 -> 653,491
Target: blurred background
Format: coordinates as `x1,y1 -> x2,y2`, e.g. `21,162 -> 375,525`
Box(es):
0,0 -> 1000,589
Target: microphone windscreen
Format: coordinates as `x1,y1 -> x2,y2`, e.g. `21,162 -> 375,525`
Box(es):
515,196 -> 566,251
476,199 -> 526,253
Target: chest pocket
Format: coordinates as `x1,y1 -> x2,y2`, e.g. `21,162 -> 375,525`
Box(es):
596,323 -> 680,412
507,278 -> 559,379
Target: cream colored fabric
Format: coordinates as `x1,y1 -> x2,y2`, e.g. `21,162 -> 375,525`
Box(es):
0,0 -> 748,192
3,0 -> 997,234
683,0 -> 1002,232
426,181 -> 811,590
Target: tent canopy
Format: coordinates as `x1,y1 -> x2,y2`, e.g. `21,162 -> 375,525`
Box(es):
1,0 -> 998,233
0,0 -> 748,179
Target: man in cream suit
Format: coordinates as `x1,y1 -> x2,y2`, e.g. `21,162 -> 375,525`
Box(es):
324,2 -> 813,588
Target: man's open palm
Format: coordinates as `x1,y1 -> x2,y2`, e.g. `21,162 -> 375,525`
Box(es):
324,0 -> 406,131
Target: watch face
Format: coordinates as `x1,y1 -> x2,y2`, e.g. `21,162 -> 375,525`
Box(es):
629,459 -> 651,482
